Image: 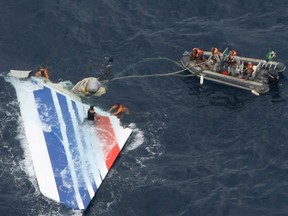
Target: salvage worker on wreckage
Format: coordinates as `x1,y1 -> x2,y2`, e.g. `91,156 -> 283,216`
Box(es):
35,66 -> 49,81
108,103 -> 129,120
87,105 -> 100,121
72,77 -> 105,96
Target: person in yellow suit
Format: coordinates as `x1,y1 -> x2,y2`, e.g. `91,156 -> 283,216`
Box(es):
72,77 -> 105,96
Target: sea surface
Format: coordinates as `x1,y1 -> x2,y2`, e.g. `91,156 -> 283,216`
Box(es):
1,1 -> 288,216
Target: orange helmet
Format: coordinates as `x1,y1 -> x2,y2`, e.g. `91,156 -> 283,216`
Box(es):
211,47 -> 219,54
192,48 -> 198,55
229,50 -> 237,56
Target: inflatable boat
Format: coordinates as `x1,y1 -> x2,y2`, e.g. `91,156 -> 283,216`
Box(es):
5,70 -> 133,210
180,50 -> 286,95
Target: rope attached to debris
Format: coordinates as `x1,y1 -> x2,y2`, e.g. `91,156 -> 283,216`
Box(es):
109,61 -> 206,82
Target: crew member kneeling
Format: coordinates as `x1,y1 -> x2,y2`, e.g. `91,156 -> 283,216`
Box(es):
35,66 -> 49,81
108,103 -> 129,120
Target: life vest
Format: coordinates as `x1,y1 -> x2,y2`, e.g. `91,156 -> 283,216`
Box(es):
114,104 -> 128,116
247,62 -> 254,72
211,48 -> 221,62
245,62 -> 254,73
227,56 -> 237,66
114,104 -> 124,115
192,48 -> 204,58
35,68 -> 49,79
243,62 -> 254,77
227,51 -> 239,66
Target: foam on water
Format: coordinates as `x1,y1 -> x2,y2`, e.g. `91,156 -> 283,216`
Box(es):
125,125 -> 145,152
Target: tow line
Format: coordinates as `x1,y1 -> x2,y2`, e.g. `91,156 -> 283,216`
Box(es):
109,61 -> 205,82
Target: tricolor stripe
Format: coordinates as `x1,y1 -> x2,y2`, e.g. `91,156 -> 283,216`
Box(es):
71,101 -> 98,194
56,92 -> 91,208
34,87 -> 79,209
8,75 -> 133,210
96,116 -> 120,170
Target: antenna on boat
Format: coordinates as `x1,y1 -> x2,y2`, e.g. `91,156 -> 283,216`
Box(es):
222,47 -> 229,61
222,47 -> 229,54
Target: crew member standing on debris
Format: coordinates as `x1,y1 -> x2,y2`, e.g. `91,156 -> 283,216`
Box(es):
207,47 -> 221,72
191,48 -> 205,63
35,66 -> 49,80
226,50 -> 240,76
108,103 -> 129,120
87,105 -> 100,121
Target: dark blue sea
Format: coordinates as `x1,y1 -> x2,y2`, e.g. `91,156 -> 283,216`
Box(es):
1,1 -> 288,215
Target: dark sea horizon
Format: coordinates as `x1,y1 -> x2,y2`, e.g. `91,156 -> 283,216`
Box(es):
1,1 -> 288,215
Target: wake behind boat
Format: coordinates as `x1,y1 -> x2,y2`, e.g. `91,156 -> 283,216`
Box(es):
5,70 -> 133,210
180,48 -> 286,95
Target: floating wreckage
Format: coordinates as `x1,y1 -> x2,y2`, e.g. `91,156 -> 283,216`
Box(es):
6,70 -> 133,210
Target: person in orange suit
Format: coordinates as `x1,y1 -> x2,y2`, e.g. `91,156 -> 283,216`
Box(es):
35,66 -> 49,80
108,103 -> 129,120
191,47 -> 205,62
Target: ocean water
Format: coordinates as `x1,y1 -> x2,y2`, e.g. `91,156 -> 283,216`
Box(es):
0,1 -> 288,216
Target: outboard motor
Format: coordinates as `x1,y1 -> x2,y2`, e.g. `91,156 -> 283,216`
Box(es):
268,71 -> 279,85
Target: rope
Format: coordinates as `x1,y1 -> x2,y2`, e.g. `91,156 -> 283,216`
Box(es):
118,57 -> 181,74
110,68 -> 187,81
109,61 -> 205,82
